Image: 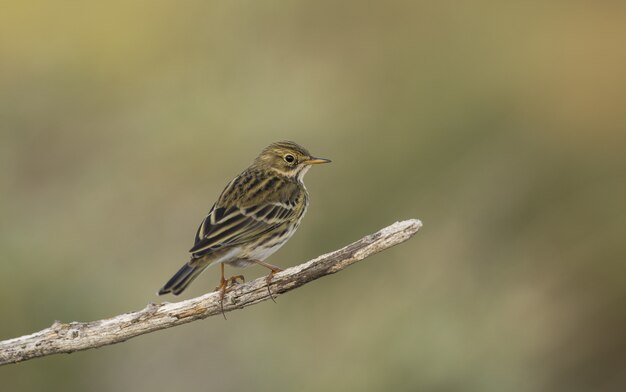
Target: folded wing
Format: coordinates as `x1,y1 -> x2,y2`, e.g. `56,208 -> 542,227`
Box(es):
189,200 -> 299,257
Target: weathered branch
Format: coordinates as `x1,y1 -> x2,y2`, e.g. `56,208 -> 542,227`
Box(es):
0,219 -> 422,366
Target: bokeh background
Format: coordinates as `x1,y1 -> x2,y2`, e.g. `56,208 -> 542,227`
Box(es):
1,1 -> 625,391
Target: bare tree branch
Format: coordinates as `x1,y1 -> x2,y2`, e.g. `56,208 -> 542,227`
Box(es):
0,219 -> 422,366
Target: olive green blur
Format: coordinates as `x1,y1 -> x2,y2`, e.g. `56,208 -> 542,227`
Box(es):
1,1 -> 625,391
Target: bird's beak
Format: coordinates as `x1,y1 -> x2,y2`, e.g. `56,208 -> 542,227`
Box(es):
304,156 -> 331,165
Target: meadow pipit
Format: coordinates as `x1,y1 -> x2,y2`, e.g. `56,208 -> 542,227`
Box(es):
158,141 -> 330,313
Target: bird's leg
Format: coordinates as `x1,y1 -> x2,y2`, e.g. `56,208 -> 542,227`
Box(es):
214,263 -> 229,320
250,259 -> 284,302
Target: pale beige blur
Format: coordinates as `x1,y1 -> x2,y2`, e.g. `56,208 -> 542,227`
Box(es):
1,1 -> 625,391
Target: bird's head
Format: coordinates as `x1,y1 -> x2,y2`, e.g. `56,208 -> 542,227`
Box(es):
253,141 -> 331,180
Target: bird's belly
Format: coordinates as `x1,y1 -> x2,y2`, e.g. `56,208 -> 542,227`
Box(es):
247,241 -> 286,262
227,227 -> 296,268
216,245 -> 279,268
207,247 -> 244,267
206,239 -> 288,268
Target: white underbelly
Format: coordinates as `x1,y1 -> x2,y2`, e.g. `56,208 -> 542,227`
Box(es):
206,239 -> 288,268
247,241 -> 286,261
207,247 -> 243,267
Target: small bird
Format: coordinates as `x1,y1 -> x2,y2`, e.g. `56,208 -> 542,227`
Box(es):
158,141 -> 330,310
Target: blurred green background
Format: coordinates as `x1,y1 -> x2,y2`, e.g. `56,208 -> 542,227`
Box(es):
1,1 -> 625,391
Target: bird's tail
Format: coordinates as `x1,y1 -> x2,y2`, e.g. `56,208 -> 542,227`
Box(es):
158,262 -> 207,296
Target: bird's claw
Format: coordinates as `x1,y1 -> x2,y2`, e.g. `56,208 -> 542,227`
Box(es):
214,275 -> 246,319
265,268 -> 283,303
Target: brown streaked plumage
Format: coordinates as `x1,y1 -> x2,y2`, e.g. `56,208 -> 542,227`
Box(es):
158,141 -> 330,308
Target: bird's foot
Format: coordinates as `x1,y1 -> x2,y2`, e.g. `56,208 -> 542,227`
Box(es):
214,275 -> 246,319
214,277 -> 229,320
265,267 -> 283,303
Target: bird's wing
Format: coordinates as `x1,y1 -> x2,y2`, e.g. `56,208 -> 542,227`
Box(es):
189,202 -> 298,256
189,175 -> 303,257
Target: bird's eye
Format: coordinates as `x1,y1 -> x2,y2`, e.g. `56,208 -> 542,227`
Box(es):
284,154 -> 295,163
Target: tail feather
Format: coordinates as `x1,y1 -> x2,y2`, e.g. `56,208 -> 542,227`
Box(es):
158,263 -> 207,296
